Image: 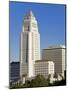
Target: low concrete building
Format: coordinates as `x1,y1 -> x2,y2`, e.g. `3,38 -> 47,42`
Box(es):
35,60 -> 54,79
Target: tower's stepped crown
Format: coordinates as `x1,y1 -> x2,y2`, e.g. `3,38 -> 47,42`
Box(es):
23,10 -> 38,32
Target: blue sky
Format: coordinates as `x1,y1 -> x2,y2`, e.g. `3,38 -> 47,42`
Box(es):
9,1 -> 66,62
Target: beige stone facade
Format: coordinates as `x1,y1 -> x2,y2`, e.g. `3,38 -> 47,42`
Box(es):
20,10 -> 40,78
42,45 -> 66,77
35,60 -> 54,79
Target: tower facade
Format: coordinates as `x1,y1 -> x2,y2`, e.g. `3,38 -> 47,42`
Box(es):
20,11 -> 40,78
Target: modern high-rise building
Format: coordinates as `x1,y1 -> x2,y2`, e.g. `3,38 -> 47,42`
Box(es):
10,62 -> 20,82
42,45 -> 66,77
20,10 -> 40,79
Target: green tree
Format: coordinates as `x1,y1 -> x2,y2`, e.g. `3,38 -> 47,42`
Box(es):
10,74 -> 49,88
30,75 -> 48,87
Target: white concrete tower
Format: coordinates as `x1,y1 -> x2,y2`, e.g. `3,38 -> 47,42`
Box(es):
20,10 -> 40,78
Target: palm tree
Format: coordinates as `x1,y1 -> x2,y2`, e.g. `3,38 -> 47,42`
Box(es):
59,74 -> 64,80
47,74 -> 51,82
22,74 -> 27,77
21,74 -> 27,84
53,72 -> 58,80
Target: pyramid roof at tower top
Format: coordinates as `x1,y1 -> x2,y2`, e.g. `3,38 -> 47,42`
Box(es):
27,10 -> 34,17
24,10 -> 35,19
